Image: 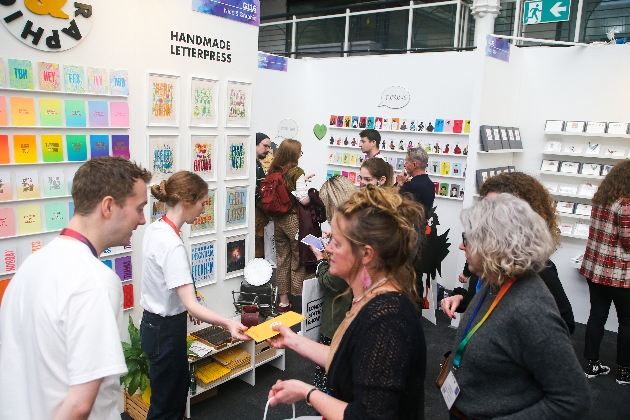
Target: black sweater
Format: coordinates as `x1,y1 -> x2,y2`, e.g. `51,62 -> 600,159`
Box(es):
327,292 -> 426,420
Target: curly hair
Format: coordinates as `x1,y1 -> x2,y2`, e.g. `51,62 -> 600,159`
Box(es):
592,160 -> 630,207
461,194 -> 555,286
361,158 -> 394,187
335,185 -> 424,309
479,172 -> 561,248
269,139 -> 301,174
319,176 -> 357,222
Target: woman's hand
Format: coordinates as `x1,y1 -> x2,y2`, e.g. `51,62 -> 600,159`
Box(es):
440,295 -> 464,319
305,174 -> 315,183
226,320 -> 250,341
267,324 -> 297,350
268,379 -> 312,406
309,244 -> 326,260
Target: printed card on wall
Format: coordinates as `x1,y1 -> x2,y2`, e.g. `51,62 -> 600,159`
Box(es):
8,59 -> 34,90
190,241 -> 216,286
226,81 -> 252,127
42,168 -> 65,198
110,102 -> 129,127
38,99 -> 63,126
149,195 -> 167,223
20,239 -> 45,259
41,135 -> 64,162
87,67 -> 109,94
88,101 -> 109,127
225,136 -> 248,179
0,208 -> 15,238
190,188 -> 215,236
0,96 -> 7,126
63,65 -> 85,93
122,284 -> 134,309
44,202 -> 67,231
64,100 -> 87,127
110,70 -> 129,96
191,77 -> 218,127
149,136 -> 177,183
18,205 -> 42,235
10,97 -> 36,126
0,58 -> 6,87
112,135 -> 130,159
66,135 -> 87,161
38,62 -> 61,92
0,243 -> 17,275
225,234 -> 246,279
225,186 -> 247,230
148,73 -> 179,126
13,135 -> 37,163
115,256 -> 133,282
191,135 -> 216,181
0,136 -> 9,164
68,201 -> 75,219
89,135 -> 110,158
16,169 -> 40,199
0,171 -> 12,201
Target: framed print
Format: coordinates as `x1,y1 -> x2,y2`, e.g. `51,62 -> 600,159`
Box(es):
225,135 -> 249,180
565,121 -> 585,132
607,122 -> 629,135
189,240 -> 216,286
226,80 -> 252,127
147,73 -> 179,126
585,122 -> 607,134
149,194 -> 167,223
602,165 -> 614,176
540,160 -> 560,172
575,204 -> 592,216
559,161 -> 580,174
578,183 -> 598,197
189,188 -> 216,237
225,186 -> 248,230
190,77 -> 218,127
559,223 -> 574,235
545,120 -> 565,132
191,135 -> 217,181
148,135 -> 178,183
225,234 -> 247,279
580,163 -> 602,176
557,201 -> 576,214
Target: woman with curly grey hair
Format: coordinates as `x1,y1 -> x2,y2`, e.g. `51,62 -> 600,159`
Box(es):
445,194 -> 590,420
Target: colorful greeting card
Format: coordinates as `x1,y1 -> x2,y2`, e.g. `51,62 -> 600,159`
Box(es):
0,208 -> 15,238
38,62 -> 61,92
39,99 -> 63,126
102,259 -> 113,269
190,241 -> 216,285
87,67 -> 109,94
110,102 -> 129,127
115,256 -> 132,281
0,136 -> 9,164
18,205 -> 42,235
122,284 -> 134,309
21,239 -> 44,258
66,135 -> 87,161
149,195 -> 167,223
0,243 -> 17,274
89,135 -> 109,158
0,171 -> 11,201
63,65 -> 85,93
191,136 -> 216,181
0,58 -> 6,88
8,59 -> 34,90
44,202 -> 67,231
110,70 -> 129,96
40,135 -> 64,162
16,169 -> 40,200
10,97 -> 36,126
0,96 -> 7,126
149,136 -> 177,182
148,74 -> 179,126
190,188 -> 215,236
68,201 -> 75,219
13,135 -> 37,163
88,101 -> 109,127
64,100 -> 87,127
42,168 -> 65,198
226,80 -> 251,127
225,186 -> 247,230
112,135 -> 130,159
225,235 -> 246,278
225,136 -> 248,179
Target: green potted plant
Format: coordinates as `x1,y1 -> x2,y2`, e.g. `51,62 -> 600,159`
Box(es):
120,317 -> 151,403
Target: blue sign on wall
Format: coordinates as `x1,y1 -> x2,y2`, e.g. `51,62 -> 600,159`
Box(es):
486,35 -> 511,63
258,52 -> 288,72
193,0 -> 260,26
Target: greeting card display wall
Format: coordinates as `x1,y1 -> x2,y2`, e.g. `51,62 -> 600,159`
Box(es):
326,115 -> 470,201
538,119 -> 630,240
0,58 -> 131,299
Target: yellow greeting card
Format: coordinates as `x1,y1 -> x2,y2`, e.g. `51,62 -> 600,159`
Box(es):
13,135 -> 38,163
18,205 -> 42,235
10,97 -> 36,126
195,361 -> 230,384
245,311 -> 306,342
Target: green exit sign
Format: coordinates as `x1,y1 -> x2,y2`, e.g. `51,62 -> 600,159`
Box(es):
523,0 -> 571,25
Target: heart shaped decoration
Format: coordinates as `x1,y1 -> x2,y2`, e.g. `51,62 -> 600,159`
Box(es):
313,124 -> 327,140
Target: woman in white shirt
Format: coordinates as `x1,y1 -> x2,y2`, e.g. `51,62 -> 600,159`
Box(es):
140,171 -> 249,420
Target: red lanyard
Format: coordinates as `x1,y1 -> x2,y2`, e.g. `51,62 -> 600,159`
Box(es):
161,215 -> 181,239
60,228 -> 98,258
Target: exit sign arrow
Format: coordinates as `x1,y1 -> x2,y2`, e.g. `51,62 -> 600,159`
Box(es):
523,0 -> 571,25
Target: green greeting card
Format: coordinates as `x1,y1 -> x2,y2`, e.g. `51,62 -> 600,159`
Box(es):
39,99 -> 63,126
45,202 -> 68,231
41,135 -> 64,162
8,59 -> 34,90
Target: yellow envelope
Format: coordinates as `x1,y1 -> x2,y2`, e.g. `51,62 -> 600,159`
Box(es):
245,311 -> 306,342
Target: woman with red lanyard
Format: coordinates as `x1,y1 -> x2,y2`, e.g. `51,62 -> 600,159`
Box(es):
445,194 -> 590,420
140,171 -> 249,420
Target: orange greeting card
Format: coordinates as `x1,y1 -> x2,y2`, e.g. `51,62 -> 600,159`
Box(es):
13,135 -> 38,163
0,135 -> 9,164
245,311 -> 306,342
0,96 -> 7,126
10,97 -> 36,126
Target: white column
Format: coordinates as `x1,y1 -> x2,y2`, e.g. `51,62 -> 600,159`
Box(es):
471,0 -> 502,47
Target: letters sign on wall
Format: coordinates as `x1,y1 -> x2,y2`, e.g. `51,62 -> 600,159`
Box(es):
378,86 -> 410,109
1,1 -> 93,52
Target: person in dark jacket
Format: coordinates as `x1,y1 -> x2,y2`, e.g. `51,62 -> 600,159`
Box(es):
441,172 -> 576,335
254,133 -> 271,258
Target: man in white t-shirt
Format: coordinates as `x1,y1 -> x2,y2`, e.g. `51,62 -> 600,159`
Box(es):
0,157 -> 152,420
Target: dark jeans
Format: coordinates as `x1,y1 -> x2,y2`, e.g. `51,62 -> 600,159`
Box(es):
584,280 -> 630,366
141,310 -> 189,420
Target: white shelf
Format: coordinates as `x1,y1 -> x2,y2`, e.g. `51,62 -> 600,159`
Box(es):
0,194 -> 72,204
477,149 -> 524,154
435,195 -> 464,201
255,350 -> 284,368
329,126 -> 469,135
429,174 -> 466,180
560,232 -> 588,240
539,170 -> 604,180
549,192 -> 594,200
557,213 -> 590,220
328,144 -> 468,157
545,130 -> 630,139
328,162 -> 361,169
0,161 -> 86,167
0,87 -> 129,98
542,151 -> 627,160
0,228 -> 62,240
3,126 -> 129,130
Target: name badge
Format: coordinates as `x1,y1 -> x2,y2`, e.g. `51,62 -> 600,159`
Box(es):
440,371 -> 460,409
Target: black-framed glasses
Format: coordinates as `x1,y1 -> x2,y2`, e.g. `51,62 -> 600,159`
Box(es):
462,233 -> 468,247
